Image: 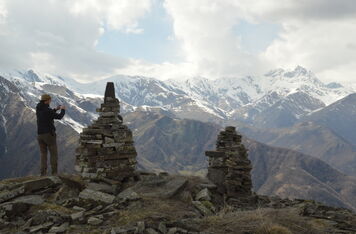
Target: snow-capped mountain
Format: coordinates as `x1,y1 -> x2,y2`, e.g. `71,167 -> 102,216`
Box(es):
0,66 -> 354,132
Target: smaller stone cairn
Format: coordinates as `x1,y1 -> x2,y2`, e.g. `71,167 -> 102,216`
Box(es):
205,126 -> 252,203
75,82 -> 137,181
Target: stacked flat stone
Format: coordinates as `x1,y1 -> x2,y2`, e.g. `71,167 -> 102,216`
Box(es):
75,82 -> 137,181
205,126 -> 252,200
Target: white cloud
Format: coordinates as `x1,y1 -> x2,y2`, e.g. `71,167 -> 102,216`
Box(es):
0,0 -> 152,80
1,0 -> 356,84
0,0 -> 6,26
163,0 -> 269,79
69,0 -> 152,34
115,59 -> 197,80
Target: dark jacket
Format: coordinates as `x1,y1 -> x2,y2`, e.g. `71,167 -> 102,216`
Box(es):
36,101 -> 65,135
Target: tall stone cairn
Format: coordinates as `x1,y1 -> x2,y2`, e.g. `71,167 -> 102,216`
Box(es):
205,126 -> 252,200
75,82 -> 137,181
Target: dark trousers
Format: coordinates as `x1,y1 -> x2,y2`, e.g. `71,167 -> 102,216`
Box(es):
37,133 -> 58,176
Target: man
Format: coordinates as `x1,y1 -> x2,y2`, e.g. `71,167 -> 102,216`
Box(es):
36,94 -> 66,176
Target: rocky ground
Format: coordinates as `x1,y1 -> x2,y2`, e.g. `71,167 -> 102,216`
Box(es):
0,173 -> 355,234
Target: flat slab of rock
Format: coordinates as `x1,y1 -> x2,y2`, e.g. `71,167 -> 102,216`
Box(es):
117,188 -> 140,202
79,188 -> 115,204
23,177 -> 61,193
87,216 -> 103,225
0,186 -> 25,203
12,195 -> 44,205
29,221 -> 53,233
87,182 -> 115,194
71,211 -> 84,221
132,176 -> 188,199
48,222 -> 69,233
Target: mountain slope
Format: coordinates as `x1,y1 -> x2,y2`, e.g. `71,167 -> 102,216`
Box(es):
239,122 -> 356,176
3,66 -> 351,129
302,93 -> 356,146
123,111 -> 356,210
0,76 -> 79,178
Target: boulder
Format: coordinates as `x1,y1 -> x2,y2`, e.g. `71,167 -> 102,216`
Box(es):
87,216 -> 103,225
167,227 -> 178,234
23,177 -> 61,193
161,177 -> 188,198
158,222 -> 167,234
79,189 -> 115,204
87,182 -> 115,194
145,228 -> 159,234
1,202 -> 30,218
71,211 -> 84,221
117,188 -> 140,202
195,188 -> 211,201
48,222 -> 69,233
192,201 -> 213,216
137,221 -> 145,233
12,195 -> 44,205
29,222 -> 53,233
111,226 -> 137,234
0,186 -> 25,203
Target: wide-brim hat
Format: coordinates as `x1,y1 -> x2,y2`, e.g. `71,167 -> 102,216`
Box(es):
40,94 -> 51,101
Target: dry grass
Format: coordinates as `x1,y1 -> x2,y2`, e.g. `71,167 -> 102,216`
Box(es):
200,207 -> 329,234
256,223 -> 292,234
110,197 -> 197,226
30,202 -> 74,214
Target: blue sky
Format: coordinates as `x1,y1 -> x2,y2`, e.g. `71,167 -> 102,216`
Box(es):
96,0 -> 281,64
96,0 -> 181,63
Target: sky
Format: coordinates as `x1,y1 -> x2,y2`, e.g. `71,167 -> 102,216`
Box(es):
0,0 -> 356,84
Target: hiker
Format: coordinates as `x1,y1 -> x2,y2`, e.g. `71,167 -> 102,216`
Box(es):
36,94 -> 66,176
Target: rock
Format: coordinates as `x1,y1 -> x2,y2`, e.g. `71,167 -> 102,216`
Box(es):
29,222 -> 53,233
79,188 -> 115,204
198,183 -> 217,190
158,222 -> 167,234
195,188 -> 211,201
54,184 -> 79,202
71,211 -> 84,221
192,201 -> 213,216
111,226 -> 137,234
137,221 -> 145,233
1,202 -> 30,218
23,177 -> 59,193
84,205 -> 104,216
12,195 -> 44,205
87,216 -> 103,225
117,188 -> 140,202
0,218 -> 10,229
167,227 -> 178,234
145,228 -> 159,234
161,177 -> 188,198
0,186 -> 25,203
73,206 -> 86,211
87,182 -> 115,194
159,172 -> 169,177
48,222 -> 69,233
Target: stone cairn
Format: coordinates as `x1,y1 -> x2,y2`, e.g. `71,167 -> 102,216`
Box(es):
205,126 -> 252,204
75,82 -> 137,181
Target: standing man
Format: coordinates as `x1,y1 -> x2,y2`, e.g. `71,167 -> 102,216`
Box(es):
36,94 -> 66,176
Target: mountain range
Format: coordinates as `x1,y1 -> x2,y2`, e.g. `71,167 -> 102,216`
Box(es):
0,67 -> 356,210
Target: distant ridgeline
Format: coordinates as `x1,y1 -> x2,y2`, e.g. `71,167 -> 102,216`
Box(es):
0,82 -> 355,233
